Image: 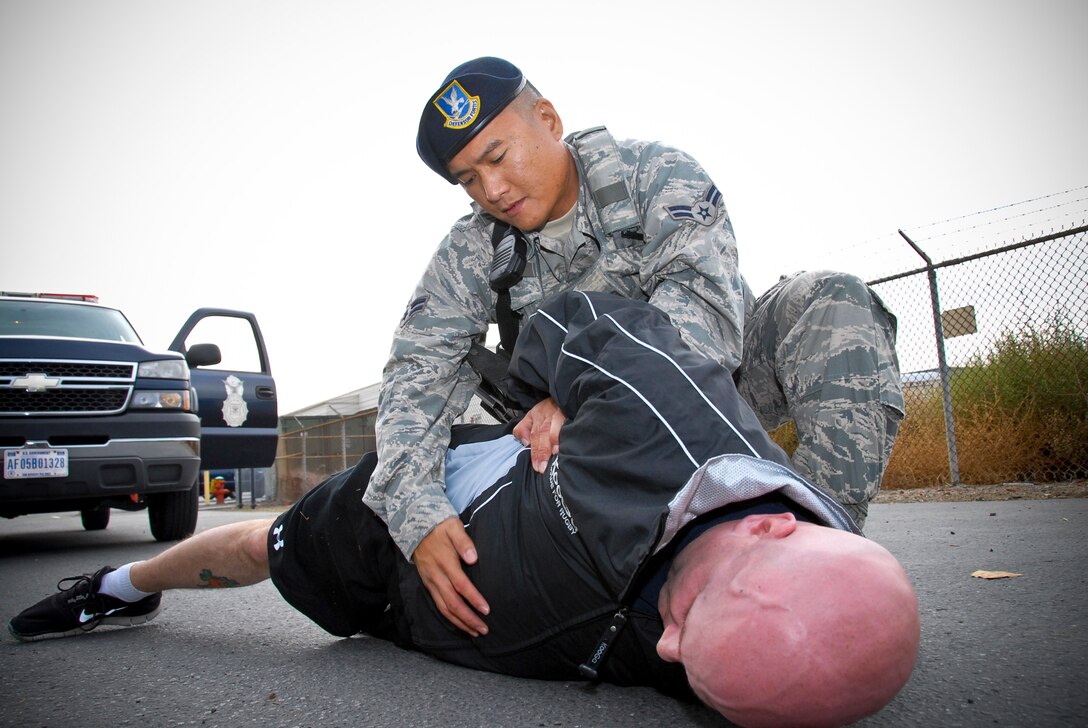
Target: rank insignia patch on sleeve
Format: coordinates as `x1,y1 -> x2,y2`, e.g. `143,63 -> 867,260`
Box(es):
665,185 -> 723,226
400,295 -> 429,326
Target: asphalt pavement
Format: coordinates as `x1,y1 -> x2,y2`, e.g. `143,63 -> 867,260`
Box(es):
1,497 -> 1086,727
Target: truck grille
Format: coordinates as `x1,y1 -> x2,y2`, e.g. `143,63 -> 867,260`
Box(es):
0,361 -> 134,379
0,359 -> 135,415
0,387 -> 130,413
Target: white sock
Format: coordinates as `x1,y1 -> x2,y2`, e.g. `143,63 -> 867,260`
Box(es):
99,562 -> 155,602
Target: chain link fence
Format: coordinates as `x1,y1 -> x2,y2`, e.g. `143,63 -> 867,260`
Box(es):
871,224 -> 1087,487
274,390 -> 378,503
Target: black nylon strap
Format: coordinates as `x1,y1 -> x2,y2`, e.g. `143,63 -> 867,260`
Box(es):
490,222 -> 523,356
460,221 -> 533,422
495,289 -> 519,356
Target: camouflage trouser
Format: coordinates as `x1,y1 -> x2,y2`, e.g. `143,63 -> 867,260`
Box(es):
735,271 -> 904,529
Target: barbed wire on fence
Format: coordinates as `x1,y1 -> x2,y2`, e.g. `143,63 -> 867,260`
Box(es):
907,185 -> 1088,243
820,185 -> 1088,282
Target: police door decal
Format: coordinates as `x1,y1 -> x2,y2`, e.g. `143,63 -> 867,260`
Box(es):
221,374 -> 249,427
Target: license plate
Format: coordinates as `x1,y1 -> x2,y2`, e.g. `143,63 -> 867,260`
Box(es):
4,448 -> 69,479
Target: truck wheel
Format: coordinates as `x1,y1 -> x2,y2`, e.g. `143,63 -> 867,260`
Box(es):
81,506 -> 111,531
148,481 -> 199,541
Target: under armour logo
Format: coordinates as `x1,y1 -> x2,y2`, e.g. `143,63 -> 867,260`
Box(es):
273,524 -> 285,551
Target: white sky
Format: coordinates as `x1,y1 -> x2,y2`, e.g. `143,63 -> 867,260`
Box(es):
2,0 -> 1086,415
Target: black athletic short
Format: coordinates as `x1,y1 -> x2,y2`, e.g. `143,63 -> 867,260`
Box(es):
266,452 -> 409,642
264,446 -> 690,697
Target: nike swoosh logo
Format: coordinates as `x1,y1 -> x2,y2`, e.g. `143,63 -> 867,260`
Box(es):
78,607 -> 124,624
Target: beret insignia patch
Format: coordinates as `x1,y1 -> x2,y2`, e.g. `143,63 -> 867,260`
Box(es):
434,80 -> 481,130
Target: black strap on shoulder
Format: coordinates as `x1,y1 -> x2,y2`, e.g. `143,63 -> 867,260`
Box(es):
462,221 -> 535,422
495,289 -> 519,359
489,222 -> 524,357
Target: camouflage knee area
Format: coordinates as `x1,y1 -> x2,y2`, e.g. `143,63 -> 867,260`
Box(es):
770,272 -> 896,398
739,269 -> 904,437
789,397 -> 903,529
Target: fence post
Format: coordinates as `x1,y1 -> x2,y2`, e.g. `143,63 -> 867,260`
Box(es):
341,420 -> 349,471
300,430 -> 308,484
898,230 -> 961,485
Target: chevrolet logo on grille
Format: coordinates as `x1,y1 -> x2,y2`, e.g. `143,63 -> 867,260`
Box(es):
12,373 -> 61,392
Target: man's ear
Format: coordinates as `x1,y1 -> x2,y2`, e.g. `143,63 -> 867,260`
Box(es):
736,512 -> 797,539
535,98 -> 564,140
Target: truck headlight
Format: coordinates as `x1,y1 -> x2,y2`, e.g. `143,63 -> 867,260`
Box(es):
131,390 -> 191,410
138,359 -> 190,380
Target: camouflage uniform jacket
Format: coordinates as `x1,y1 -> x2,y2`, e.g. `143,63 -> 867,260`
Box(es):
367,128 -> 751,559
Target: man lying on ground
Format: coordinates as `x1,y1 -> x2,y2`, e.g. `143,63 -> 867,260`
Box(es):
9,291 -> 920,728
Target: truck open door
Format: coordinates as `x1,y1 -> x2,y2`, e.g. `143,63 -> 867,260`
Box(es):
169,309 -> 278,472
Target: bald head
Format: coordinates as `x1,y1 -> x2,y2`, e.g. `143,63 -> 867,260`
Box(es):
657,513 -> 920,728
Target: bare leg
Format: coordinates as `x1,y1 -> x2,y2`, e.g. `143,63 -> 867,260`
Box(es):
130,517 -> 276,592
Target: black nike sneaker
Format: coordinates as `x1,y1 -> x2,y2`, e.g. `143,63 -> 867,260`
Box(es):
8,566 -> 162,642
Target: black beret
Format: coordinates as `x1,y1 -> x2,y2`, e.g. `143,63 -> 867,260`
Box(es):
416,57 -> 527,184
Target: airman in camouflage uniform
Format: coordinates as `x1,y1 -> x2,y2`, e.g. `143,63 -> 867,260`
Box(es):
367,58 -> 903,615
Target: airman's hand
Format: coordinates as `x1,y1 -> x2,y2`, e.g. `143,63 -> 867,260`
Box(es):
413,517 -> 490,637
513,397 -> 566,473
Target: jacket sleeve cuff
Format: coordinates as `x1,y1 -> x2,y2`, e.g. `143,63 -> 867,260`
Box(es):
387,491 -> 460,562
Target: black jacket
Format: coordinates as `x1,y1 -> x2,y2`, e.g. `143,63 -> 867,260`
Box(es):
396,291 -> 858,693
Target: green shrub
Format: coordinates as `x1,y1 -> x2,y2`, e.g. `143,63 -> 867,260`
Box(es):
954,309 -> 1088,479
887,310 -> 1088,487
773,310 -> 1088,488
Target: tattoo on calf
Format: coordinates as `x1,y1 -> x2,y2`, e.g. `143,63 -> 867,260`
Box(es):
199,569 -> 240,588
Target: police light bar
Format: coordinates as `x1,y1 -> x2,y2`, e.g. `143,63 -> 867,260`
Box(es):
1,291 -> 100,303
